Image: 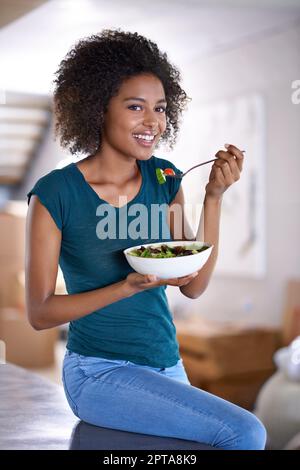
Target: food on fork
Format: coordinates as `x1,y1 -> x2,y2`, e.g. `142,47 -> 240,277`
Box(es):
155,167 -> 176,184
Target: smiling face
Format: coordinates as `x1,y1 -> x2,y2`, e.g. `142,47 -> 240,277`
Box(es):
101,73 -> 167,161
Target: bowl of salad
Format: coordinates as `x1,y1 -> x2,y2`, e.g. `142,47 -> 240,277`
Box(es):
123,241 -> 213,279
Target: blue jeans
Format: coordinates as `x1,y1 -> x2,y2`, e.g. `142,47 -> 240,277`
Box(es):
62,349 -> 266,450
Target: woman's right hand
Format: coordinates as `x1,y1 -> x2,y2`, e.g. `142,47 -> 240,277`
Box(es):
124,271 -> 199,296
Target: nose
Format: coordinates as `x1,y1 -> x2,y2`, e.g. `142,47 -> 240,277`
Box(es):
143,108 -> 158,130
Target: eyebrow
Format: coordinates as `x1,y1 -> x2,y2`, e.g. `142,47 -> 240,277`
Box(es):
123,97 -> 167,104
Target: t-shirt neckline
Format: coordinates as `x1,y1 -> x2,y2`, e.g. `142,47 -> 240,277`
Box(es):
71,159 -> 145,210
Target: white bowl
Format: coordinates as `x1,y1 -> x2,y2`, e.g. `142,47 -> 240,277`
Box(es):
123,241 -> 213,279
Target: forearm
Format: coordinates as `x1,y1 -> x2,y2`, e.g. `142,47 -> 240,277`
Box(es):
180,194 -> 222,299
28,279 -> 131,330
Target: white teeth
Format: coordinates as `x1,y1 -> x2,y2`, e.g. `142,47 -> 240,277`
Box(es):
133,134 -> 155,141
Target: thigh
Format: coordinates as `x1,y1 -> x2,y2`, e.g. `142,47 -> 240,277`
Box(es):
62,350 -> 261,448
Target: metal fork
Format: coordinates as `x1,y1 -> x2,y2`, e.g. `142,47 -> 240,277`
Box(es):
166,151 -> 245,179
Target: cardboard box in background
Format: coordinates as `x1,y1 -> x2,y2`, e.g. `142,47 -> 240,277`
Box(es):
176,320 -> 279,379
0,198 -> 67,308
0,308 -> 58,368
203,369 -> 274,411
0,269 -> 67,310
0,201 -> 26,309
0,201 -> 63,368
175,316 -> 280,410
0,268 -> 25,309
0,203 -> 26,259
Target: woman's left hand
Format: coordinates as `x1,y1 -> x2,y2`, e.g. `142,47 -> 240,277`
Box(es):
205,143 -> 244,200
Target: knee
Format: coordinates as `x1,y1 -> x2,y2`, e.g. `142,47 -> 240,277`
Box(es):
236,413 -> 267,450
215,410 -> 267,450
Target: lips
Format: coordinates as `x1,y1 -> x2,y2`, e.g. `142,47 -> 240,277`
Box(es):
132,133 -> 157,147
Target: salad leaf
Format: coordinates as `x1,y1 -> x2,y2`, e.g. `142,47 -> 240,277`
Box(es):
156,168 -> 166,184
128,243 -> 210,258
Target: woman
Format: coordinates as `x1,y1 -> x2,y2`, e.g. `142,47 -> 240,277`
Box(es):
25,29 -> 266,449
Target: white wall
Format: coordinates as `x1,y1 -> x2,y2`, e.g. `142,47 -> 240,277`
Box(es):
167,23 -> 300,327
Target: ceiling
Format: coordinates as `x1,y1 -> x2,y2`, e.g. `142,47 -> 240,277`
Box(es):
0,0 -> 51,188
1,0 -> 300,95
0,0 -> 300,189
0,0 -> 48,28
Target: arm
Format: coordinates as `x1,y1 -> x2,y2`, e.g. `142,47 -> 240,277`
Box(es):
180,194 -> 222,299
167,185 -> 222,299
25,195 -> 131,330
168,144 -> 244,299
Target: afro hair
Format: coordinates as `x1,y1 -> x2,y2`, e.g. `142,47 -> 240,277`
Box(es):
53,29 -> 190,156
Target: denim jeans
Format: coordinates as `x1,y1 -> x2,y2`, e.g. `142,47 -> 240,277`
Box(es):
62,349 -> 266,450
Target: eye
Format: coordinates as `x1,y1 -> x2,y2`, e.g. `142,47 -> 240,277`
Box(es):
128,104 -> 166,113
128,105 -> 142,111
155,106 -> 166,113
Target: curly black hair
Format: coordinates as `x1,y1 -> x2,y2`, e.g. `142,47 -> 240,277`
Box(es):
53,29 -> 190,156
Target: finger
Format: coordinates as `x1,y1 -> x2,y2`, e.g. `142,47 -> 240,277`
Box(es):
213,160 -> 233,185
141,275 -> 166,286
142,274 -> 157,283
178,271 -> 198,280
213,166 -> 225,186
224,143 -> 244,159
224,143 -> 244,172
219,165 -> 233,186
214,151 -> 240,181
164,272 -> 198,286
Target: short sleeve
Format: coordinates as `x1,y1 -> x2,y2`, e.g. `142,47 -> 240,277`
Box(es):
26,170 -> 64,231
163,160 -> 183,204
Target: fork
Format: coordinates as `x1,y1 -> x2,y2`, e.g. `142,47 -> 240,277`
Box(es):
165,151 -> 245,179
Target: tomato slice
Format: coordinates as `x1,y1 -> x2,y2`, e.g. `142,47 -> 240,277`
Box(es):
163,168 -> 175,175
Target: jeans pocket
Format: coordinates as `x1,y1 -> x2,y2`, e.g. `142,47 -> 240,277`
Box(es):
77,356 -> 130,378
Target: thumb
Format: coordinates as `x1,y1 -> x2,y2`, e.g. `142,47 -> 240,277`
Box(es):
146,274 -> 157,282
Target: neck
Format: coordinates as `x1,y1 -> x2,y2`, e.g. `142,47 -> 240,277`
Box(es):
87,148 -> 139,185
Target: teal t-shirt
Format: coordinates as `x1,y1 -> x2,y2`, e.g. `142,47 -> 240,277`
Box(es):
27,155 -> 183,368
